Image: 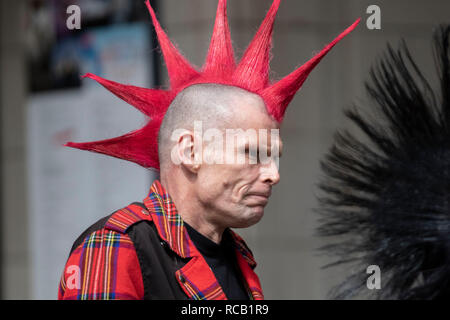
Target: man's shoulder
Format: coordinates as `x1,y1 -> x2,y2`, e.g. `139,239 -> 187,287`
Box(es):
60,202 -> 150,300
69,202 -> 153,255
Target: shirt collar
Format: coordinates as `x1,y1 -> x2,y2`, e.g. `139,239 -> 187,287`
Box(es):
142,180 -> 257,268
185,222 -> 234,258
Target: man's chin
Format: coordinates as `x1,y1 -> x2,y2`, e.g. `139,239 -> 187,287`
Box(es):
233,206 -> 265,228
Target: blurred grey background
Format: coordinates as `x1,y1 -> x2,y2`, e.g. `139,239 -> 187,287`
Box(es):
1,0 -> 449,299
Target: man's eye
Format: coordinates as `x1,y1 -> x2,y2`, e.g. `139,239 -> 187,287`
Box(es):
247,148 -> 260,162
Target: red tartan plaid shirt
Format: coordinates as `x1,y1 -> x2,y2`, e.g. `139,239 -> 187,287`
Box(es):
58,179 -> 264,300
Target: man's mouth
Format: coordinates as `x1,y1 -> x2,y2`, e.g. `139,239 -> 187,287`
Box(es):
245,191 -> 271,206
247,190 -> 271,198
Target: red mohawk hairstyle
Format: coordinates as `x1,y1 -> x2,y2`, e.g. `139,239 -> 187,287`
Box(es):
65,0 -> 360,170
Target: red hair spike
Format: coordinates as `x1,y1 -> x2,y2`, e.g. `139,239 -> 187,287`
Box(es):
203,0 -> 236,78
82,73 -> 173,117
233,0 -> 281,91
145,0 -> 200,89
262,18 -> 361,122
65,117 -> 163,169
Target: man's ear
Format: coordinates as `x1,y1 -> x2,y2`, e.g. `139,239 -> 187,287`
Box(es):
175,131 -> 201,173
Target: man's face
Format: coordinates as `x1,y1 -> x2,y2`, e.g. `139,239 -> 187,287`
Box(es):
194,95 -> 282,229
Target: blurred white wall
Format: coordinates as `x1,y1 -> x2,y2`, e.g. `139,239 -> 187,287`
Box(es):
1,0 -> 30,299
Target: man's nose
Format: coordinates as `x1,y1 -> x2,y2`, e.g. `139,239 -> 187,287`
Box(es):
260,159 -> 280,186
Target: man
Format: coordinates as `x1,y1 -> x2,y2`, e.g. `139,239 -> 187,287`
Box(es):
58,0 -> 359,300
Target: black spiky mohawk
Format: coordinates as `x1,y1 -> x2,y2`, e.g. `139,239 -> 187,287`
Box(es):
317,25 -> 450,300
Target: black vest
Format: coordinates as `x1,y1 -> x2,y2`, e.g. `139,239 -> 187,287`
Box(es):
70,202 -> 190,299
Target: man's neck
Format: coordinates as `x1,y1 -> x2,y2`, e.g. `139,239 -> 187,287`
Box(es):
181,213 -> 225,244
160,175 -> 225,244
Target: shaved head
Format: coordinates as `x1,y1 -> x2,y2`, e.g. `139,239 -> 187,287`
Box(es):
157,83 -> 270,170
